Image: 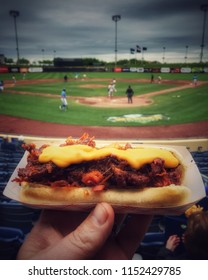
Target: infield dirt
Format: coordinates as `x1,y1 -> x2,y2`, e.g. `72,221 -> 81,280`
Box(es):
1,78 -> 208,139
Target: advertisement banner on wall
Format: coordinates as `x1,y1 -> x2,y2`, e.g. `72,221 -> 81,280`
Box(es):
180,67 -> 192,73
10,67 -> 19,73
20,68 -> 29,73
114,68 -> 122,72
161,67 -> 170,73
122,68 -> 130,72
28,67 -> 43,73
136,68 -> 144,73
152,68 -> 160,73
0,66 -> 9,73
144,68 -> 152,73
130,67 -> 137,72
170,68 -> 180,73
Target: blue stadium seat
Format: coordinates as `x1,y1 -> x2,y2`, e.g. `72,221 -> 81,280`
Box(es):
137,231 -> 166,260
0,226 -> 24,260
141,232 -> 165,247
0,141 -> 16,152
191,151 -> 208,178
0,186 -> 11,202
0,171 -> 11,182
0,202 -> 41,234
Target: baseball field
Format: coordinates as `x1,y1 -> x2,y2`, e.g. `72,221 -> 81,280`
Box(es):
0,72 -> 208,129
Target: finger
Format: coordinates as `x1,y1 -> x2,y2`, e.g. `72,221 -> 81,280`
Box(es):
116,214 -> 153,259
17,209 -> 90,259
112,214 -> 127,236
39,209 -> 89,236
37,203 -> 115,259
170,235 -> 177,241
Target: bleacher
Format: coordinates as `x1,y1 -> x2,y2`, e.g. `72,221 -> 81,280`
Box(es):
0,136 -> 41,259
0,135 -> 208,259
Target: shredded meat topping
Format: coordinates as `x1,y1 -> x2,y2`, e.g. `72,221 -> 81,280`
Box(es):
15,134 -> 182,189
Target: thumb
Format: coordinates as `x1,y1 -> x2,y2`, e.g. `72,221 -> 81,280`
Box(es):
51,203 -> 114,259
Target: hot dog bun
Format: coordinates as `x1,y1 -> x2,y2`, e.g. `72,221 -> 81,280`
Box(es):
20,181 -> 190,208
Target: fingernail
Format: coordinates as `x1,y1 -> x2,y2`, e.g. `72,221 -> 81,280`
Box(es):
92,203 -> 109,226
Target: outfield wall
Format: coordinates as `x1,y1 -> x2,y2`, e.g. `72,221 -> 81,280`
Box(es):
0,65 -> 208,74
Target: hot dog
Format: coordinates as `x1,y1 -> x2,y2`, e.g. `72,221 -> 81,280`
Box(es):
14,134 -> 190,208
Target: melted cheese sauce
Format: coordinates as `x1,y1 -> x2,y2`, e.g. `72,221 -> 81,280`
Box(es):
38,144 -> 179,169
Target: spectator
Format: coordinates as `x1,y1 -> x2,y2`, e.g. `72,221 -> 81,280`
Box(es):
157,211 -> 208,260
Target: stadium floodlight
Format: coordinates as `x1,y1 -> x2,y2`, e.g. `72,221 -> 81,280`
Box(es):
184,45 -> 189,63
112,15 -> 121,67
162,47 -> 166,63
200,4 -> 208,63
9,10 -> 20,63
42,49 -> 45,62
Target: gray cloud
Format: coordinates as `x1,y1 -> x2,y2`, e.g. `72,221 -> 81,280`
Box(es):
0,0 -> 207,62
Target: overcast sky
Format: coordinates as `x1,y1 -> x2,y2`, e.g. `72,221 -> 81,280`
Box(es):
0,0 -> 207,63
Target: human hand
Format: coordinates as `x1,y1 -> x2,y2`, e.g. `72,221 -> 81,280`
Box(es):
165,235 -> 180,252
17,203 -> 152,260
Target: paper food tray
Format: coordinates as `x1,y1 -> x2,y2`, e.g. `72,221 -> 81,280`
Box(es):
3,143 -> 206,215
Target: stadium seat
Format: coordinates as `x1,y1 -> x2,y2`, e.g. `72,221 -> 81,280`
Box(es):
141,232 -> 165,247
164,215 -> 186,238
0,171 -> 11,182
0,140 -> 16,151
137,231 -> 165,260
0,202 -> 41,233
191,151 -> 208,178
135,215 -> 166,259
0,226 -> 24,260
198,196 -> 208,210
0,186 -> 11,202
0,137 -> 25,153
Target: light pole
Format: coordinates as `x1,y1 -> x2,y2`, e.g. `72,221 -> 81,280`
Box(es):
42,49 -> 45,64
162,47 -> 166,63
184,45 -> 189,63
112,15 -> 121,67
200,4 -> 208,63
9,10 -> 20,63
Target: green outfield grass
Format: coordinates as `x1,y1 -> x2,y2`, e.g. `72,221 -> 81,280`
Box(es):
6,80 -> 176,97
0,72 -> 208,127
1,71 -> 208,81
